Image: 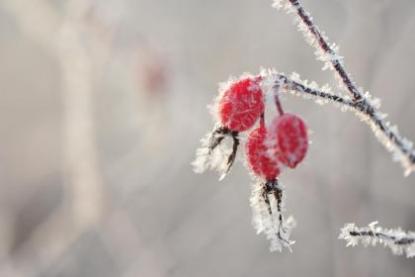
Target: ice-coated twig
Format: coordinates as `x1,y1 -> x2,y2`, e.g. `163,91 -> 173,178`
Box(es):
273,0 -> 362,100
339,222 -> 415,258
250,179 -> 296,252
260,70 -> 415,175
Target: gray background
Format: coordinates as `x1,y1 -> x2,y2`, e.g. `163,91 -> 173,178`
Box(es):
0,0 -> 415,276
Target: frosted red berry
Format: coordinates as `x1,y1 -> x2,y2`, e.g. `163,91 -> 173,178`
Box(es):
246,125 -> 280,180
270,113 -> 308,168
218,77 -> 264,132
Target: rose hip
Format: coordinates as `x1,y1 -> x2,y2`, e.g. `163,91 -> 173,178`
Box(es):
218,77 -> 264,132
270,113 -> 308,168
246,124 -> 280,180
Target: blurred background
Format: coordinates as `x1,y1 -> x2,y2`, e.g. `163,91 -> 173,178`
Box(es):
0,0 -> 415,276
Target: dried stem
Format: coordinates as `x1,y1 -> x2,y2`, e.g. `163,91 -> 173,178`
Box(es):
273,80 -> 285,115
251,179 -> 296,252
263,180 -> 289,245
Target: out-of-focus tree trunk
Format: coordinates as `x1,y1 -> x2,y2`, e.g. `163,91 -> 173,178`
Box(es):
1,0 -> 105,274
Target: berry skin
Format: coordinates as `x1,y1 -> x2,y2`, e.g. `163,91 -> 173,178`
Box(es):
270,113 -> 308,168
246,125 -> 280,180
218,77 -> 264,132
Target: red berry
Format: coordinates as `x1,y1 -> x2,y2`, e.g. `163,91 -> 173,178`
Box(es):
246,125 -> 280,180
218,77 -> 264,132
270,113 -> 308,168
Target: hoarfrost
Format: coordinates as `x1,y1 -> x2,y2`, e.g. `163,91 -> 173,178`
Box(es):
250,181 -> 296,252
339,222 -> 415,258
192,128 -> 232,180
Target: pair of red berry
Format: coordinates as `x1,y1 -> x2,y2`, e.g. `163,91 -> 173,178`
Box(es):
245,113 -> 308,181
214,76 -> 308,181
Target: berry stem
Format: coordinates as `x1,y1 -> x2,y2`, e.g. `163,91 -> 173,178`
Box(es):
273,78 -> 285,115
274,93 -> 285,116
260,113 -> 266,127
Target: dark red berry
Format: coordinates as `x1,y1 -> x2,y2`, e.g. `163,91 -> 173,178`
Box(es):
270,113 -> 308,168
218,77 -> 264,132
246,125 -> 280,180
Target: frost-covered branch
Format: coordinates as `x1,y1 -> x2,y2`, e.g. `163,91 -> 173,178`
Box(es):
339,222 -> 415,258
271,0 -> 415,175
269,72 -> 354,107
273,0 -> 362,101
260,71 -> 415,175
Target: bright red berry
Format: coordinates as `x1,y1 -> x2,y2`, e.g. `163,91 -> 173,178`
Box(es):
246,125 -> 280,180
270,113 -> 308,168
218,77 -> 264,132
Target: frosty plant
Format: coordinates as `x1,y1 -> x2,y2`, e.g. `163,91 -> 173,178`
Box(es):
193,0 -> 415,257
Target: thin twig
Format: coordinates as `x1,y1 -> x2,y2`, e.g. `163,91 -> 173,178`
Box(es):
285,0 -> 363,101
339,222 -> 415,258
275,73 -> 355,107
